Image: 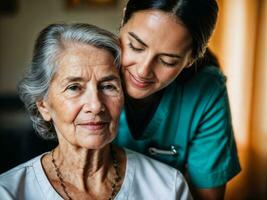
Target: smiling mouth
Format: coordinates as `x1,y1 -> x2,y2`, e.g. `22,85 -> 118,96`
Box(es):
127,71 -> 155,89
78,121 -> 108,131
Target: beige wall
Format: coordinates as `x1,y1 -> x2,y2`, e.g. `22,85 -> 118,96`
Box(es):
0,0 -> 124,93
210,0 -> 260,147
210,1 -> 267,199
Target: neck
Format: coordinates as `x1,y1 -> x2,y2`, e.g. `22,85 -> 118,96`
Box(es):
52,144 -> 112,191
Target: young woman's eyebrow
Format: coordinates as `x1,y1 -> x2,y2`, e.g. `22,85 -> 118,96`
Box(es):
128,32 -> 148,47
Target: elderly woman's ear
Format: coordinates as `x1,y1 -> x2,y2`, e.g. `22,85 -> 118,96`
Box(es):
36,100 -> 52,122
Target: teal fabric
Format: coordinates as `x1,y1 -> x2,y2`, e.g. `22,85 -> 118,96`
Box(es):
114,65 -> 241,188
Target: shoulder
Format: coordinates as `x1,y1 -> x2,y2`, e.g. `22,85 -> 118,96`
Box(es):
124,149 -> 192,199
171,65 -> 228,109
197,65 -> 226,86
0,154 -> 44,197
165,65 -> 228,115
177,65 -> 226,91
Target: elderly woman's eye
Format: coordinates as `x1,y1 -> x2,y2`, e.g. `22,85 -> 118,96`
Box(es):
99,83 -> 120,96
66,84 -> 82,92
100,84 -> 116,91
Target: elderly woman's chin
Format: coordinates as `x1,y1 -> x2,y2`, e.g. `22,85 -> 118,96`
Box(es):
76,133 -> 116,150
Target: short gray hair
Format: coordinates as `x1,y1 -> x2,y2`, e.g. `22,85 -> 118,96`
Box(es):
18,23 -> 121,140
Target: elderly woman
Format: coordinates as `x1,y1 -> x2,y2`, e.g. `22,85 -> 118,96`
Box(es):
0,23 -> 192,200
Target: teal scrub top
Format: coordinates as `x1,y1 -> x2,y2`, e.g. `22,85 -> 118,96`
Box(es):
114,65 -> 241,188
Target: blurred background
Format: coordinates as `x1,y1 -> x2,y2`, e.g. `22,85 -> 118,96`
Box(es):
0,0 -> 266,199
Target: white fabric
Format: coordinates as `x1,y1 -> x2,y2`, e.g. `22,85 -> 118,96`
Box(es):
0,149 -> 192,200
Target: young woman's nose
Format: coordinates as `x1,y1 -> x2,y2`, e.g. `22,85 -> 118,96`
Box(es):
136,55 -> 154,79
82,89 -> 105,114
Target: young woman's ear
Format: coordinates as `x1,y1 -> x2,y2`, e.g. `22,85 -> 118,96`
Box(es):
186,58 -> 195,68
36,100 -> 51,121
185,51 -> 195,68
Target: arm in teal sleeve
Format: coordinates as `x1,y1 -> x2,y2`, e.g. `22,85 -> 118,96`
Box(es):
187,80 -> 241,188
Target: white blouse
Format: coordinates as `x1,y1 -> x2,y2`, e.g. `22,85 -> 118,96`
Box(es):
0,149 -> 192,200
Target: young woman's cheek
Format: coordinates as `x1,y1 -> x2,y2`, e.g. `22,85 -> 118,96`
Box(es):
121,49 -> 136,70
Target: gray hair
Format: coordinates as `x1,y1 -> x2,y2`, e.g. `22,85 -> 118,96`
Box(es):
18,23 -> 121,140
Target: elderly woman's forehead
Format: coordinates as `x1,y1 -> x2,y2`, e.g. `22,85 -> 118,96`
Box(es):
58,43 -> 115,63
62,42 -> 112,56
52,44 -> 118,79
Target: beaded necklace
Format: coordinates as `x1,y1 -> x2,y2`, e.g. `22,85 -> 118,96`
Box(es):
51,145 -> 121,200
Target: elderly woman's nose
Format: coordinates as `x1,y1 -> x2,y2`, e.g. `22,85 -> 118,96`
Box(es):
82,90 -> 105,114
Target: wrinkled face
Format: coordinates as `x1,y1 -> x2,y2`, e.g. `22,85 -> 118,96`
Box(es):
120,10 -> 193,99
37,43 -> 124,150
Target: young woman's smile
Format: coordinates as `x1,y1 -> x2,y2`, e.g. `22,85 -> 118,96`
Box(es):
126,69 -> 155,89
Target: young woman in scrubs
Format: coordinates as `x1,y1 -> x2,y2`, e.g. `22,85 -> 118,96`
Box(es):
114,0 -> 241,199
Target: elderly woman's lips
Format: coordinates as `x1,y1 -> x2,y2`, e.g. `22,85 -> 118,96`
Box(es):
78,122 -> 108,131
